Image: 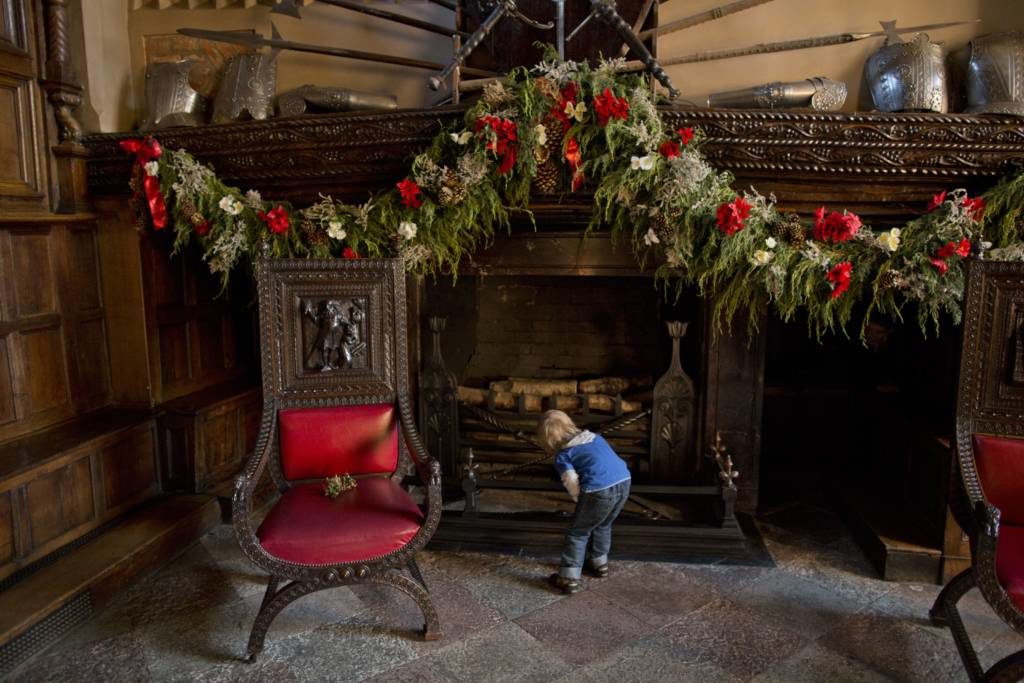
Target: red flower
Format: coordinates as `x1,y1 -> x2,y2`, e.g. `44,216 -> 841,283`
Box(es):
962,196 -> 986,222
716,196 -> 752,236
956,238 -> 971,257
342,246 -> 360,259
592,87 -> 629,127
678,127 -> 694,145
549,82 -> 580,134
927,190 -> 948,212
397,178 -> 422,209
936,238 -> 972,261
565,138 -> 584,192
195,220 -> 211,236
257,205 -> 290,235
659,140 -> 681,159
931,257 -> 949,275
812,207 -> 861,243
827,262 -> 853,299
935,241 -> 957,260
475,115 -> 518,174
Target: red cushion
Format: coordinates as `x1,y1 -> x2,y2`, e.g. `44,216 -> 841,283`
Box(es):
279,404 -> 398,480
973,434 -> 1024,526
996,524 -> 1024,612
256,478 -> 423,565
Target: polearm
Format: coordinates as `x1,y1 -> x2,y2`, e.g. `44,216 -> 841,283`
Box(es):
590,0 -> 679,98
622,18 -> 980,70
177,28 -> 499,78
313,0 -> 470,39
637,0 -> 776,41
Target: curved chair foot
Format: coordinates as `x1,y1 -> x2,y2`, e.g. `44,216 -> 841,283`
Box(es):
987,649 -> 1024,683
930,567 -> 974,626
246,579 -> 318,660
370,571 -> 442,642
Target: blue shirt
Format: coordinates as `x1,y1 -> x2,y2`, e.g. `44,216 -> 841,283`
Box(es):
553,431 -> 631,493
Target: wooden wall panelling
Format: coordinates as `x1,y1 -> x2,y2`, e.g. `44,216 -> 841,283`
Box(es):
59,223 -> 110,412
100,423 -> 158,515
0,0 -> 47,214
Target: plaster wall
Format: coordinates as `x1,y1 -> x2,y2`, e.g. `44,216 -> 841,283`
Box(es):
78,0 -> 1024,133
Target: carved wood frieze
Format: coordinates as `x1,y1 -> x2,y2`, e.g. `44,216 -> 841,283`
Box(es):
82,107 -> 1024,215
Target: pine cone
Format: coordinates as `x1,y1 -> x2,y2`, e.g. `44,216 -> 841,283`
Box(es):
482,81 -> 512,106
533,159 -> 561,194
439,168 -> 467,207
650,213 -> 674,243
774,214 -> 806,248
300,219 -> 328,248
178,198 -> 197,221
879,269 -> 904,290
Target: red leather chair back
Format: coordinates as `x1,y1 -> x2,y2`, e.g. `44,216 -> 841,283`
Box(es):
278,404 -> 399,480
973,434 -> 1024,526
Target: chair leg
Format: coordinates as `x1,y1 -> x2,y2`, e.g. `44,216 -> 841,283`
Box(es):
985,648 -> 1024,683
407,558 -> 429,591
371,571 -> 442,641
245,580 -> 315,661
931,568 -> 984,682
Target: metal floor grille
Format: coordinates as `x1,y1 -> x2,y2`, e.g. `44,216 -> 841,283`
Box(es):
0,591 -> 93,677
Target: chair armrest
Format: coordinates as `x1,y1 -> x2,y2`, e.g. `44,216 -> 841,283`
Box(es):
397,394 -> 442,531
974,500 -> 1001,540
232,405 -> 277,546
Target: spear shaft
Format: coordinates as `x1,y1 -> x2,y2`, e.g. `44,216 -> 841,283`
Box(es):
637,0 -> 776,41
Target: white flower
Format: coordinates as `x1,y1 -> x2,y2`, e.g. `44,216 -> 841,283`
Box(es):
449,130 -> 472,145
564,100 -> 587,122
244,189 -> 262,208
327,220 -> 347,241
765,236 -> 777,249
144,160 -> 159,177
643,228 -> 660,246
398,220 -> 418,241
630,154 -> 656,171
218,195 -> 243,215
751,249 -> 774,266
534,124 -> 548,147
877,228 -> 901,253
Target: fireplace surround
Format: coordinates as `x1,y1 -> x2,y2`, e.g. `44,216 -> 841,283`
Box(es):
83,105 -> 1024,566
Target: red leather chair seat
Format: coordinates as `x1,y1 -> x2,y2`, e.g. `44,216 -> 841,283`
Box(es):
997,524 -> 1024,612
257,477 -> 423,565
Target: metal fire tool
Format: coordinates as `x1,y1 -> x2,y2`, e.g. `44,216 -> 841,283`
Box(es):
427,0 -> 554,91
177,26 -> 499,78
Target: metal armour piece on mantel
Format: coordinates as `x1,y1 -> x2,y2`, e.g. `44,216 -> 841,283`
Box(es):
140,59 -> 206,131
649,321 -> 696,483
277,85 -> 398,117
212,52 -> 278,124
865,32 -> 948,113
966,32 -> 1024,116
708,77 -> 847,110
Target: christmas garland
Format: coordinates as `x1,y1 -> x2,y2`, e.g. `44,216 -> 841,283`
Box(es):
122,56 -> 1024,340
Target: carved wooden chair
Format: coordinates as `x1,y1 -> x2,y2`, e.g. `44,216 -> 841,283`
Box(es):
233,258 -> 442,661
930,260 -> 1024,682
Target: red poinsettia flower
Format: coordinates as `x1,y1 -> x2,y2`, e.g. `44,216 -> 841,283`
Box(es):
931,257 -> 949,275
936,238 -> 972,261
257,205 -> 290,235
962,196 -> 986,222
549,82 -> 580,133
956,238 -> 972,257
827,261 -> 853,299
678,127 -> 694,145
475,115 -> 519,174
935,241 -> 957,260
716,196 -> 752,235
195,220 -> 211,237
397,178 -> 422,209
659,140 -> 681,159
342,246 -> 360,259
812,207 -> 861,243
927,190 -> 948,212
592,87 -> 629,127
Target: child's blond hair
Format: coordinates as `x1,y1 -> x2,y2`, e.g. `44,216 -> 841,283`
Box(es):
537,410 -> 581,454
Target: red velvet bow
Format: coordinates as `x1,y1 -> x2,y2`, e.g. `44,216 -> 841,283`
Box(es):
120,138 -> 167,230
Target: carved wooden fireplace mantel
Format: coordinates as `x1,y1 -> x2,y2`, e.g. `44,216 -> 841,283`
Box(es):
83,107 -> 1024,560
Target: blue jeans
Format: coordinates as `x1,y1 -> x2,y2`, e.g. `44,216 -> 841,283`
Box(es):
558,479 -> 630,579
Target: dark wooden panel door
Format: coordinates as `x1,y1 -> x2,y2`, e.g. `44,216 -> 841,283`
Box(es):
0,0 -> 47,213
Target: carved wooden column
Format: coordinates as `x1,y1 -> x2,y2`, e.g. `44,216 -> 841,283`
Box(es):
418,317 -> 460,490
40,0 -> 89,213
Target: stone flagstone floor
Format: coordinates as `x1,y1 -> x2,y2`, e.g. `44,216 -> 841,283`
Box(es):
9,502 -> 1022,682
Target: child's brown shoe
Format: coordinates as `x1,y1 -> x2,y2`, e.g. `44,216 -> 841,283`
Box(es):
588,563 -> 609,578
548,573 -> 581,594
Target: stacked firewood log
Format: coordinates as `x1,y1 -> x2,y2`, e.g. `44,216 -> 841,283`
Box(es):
456,376 -> 650,415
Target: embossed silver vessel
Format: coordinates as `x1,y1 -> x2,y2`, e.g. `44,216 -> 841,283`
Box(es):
212,52 -> 278,124
707,77 -> 847,110
865,33 -> 948,113
140,59 -> 206,131
965,32 -> 1024,116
